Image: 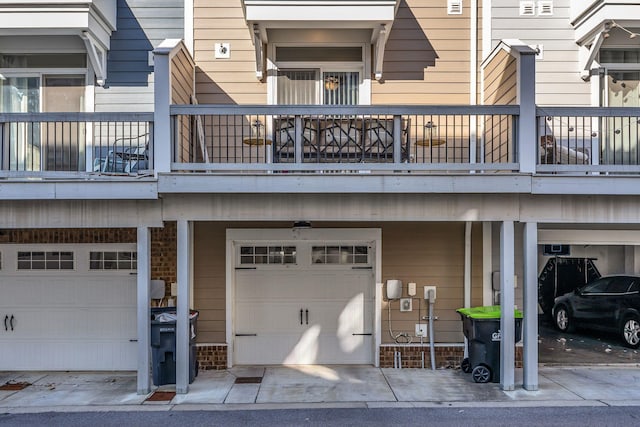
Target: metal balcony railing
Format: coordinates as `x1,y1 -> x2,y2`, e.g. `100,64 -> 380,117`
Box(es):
537,107 -> 640,174
170,105 -> 520,173
0,112 -> 153,178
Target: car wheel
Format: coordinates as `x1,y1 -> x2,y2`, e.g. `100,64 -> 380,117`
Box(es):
621,316 -> 640,349
471,364 -> 492,383
554,306 -> 574,333
461,358 -> 471,373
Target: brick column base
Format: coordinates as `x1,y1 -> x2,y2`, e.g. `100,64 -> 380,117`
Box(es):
196,345 -> 227,370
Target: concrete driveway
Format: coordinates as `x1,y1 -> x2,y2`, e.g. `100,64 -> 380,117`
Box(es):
2,365 -> 640,413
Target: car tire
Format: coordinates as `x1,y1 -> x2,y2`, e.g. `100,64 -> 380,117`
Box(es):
554,305 -> 574,333
621,316 -> 640,349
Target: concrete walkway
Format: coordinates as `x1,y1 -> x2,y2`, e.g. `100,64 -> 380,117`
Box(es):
1,365 -> 640,413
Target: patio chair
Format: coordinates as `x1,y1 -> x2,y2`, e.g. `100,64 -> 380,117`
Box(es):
273,117 -> 319,162
363,118 -> 410,162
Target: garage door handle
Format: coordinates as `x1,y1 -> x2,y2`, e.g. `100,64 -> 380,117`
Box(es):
352,333 -> 372,336
300,309 -> 303,325
3,315 -> 7,331
9,315 -> 14,331
305,309 -> 309,325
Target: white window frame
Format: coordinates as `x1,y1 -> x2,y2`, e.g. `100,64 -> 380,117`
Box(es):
0,68 -> 92,113
267,43 -> 371,106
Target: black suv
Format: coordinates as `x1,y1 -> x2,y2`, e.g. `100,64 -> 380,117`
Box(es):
552,275 -> 640,348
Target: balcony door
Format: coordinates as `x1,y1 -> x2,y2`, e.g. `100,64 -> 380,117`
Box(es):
600,49 -> 640,164
0,54 -> 86,171
277,69 -> 360,106
273,46 -> 365,106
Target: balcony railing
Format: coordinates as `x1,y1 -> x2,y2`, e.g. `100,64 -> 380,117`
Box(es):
0,112 -> 153,178
537,107 -> 640,174
170,105 -> 520,173
2,106 -> 640,178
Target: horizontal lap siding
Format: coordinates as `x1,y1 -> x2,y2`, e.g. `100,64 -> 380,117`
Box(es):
96,0 -> 184,112
490,0 -> 589,106
193,222 -> 483,345
483,49 -> 516,163
193,0 -> 265,104
374,0 -> 481,105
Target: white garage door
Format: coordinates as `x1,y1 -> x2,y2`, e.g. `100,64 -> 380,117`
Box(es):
0,244 -> 137,371
234,242 -> 374,365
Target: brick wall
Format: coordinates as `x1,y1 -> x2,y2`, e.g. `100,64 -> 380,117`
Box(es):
0,224 -> 177,289
197,344 -> 228,370
379,345 -> 523,369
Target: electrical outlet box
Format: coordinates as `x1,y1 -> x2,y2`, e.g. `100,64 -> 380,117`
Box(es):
424,285 -> 437,302
415,324 -> 427,337
400,298 -> 412,312
407,282 -> 416,296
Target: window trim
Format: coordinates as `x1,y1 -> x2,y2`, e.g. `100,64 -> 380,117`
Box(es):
268,42 -> 370,106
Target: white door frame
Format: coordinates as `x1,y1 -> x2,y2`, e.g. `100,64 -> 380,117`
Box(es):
226,228 -> 382,367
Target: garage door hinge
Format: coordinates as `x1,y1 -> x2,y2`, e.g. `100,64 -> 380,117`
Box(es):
352,333 -> 372,336
235,267 -> 257,270
351,266 -> 373,270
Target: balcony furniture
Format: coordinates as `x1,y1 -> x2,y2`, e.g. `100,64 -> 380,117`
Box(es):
273,117 -> 319,162
364,118 -> 411,161
540,135 -> 590,165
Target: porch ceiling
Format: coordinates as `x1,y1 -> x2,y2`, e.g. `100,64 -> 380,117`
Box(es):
0,0 -> 117,85
243,0 -> 399,80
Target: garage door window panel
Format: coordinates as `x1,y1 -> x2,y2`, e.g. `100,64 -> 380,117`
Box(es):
89,251 -> 137,270
17,251 -> 74,270
311,245 -> 369,265
239,245 -> 296,265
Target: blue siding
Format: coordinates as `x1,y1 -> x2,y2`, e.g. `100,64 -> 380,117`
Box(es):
96,0 -> 184,112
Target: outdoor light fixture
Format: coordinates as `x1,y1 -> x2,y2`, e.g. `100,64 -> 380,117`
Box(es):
324,76 -> 340,91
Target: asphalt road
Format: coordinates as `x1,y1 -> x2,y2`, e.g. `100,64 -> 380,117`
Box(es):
2,406 -> 640,427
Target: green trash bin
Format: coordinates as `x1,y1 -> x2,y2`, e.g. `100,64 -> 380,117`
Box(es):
456,305 -> 523,383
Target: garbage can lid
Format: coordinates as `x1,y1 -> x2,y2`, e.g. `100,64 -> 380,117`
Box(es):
456,305 -> 523,319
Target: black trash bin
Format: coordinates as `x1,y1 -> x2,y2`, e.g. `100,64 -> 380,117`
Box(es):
150,307 -> 199,386
456,305 -> 523,383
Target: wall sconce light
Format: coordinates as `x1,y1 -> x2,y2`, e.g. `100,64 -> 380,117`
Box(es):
324,76 -> 340,91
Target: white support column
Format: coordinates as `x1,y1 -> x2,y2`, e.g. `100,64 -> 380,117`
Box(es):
500,220 -> 515,391
153,39 -> 182,174
482,222 -> 493,306
176,220 -> 191,394
136,226 -> 151,395
523,222 -> 538,391
515,45 -> 537,174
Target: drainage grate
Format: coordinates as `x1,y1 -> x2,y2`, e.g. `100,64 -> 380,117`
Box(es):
0,382 -> 31,391
234,377 -> 262,384
146,391 -> 176,401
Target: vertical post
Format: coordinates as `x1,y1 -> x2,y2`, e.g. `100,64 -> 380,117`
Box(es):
154,40 -> 180,174
294,115 -> 303,164
176,220 -> 191,394
523,222 -> 538,391
482,222 -> 493,306
500,220 -> 515,391
516,46 -> 537,174
393,115 -> 402,164
136,226 -> 151,395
